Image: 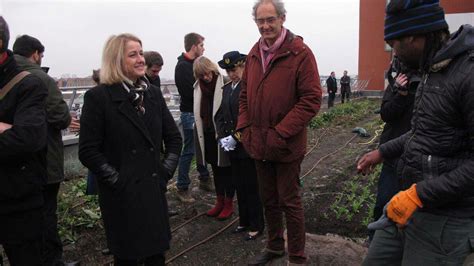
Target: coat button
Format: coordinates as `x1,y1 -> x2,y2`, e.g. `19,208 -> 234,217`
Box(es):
152,173 -> 158,177
150,147 -> 154,152
132,149 -> 137,154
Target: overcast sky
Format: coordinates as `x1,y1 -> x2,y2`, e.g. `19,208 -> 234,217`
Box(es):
2,0 -> 359,80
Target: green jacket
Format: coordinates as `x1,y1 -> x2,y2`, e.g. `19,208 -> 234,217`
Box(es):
14,55 -> 71,184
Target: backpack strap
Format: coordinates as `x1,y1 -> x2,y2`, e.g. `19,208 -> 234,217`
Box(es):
0,71 -> 30,100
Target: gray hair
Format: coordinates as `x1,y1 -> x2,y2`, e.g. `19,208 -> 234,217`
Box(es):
252,0 -> 286,19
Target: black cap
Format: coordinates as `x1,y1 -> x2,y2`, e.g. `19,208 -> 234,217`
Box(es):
218,51 -> 246,70
384,0 -> 448,41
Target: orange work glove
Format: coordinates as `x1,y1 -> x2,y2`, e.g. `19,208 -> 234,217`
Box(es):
387,184 -> 423,226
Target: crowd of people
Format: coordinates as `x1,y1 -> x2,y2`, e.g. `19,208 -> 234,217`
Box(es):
1,0 -> 474,265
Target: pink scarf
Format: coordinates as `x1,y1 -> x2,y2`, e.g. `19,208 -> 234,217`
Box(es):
259,27 -> 287,72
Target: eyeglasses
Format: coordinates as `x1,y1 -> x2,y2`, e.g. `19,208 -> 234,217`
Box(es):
255,16 -> 278,26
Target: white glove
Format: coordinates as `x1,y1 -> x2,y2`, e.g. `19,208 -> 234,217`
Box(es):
219,138 -> 226,148
222,135 -> 237,151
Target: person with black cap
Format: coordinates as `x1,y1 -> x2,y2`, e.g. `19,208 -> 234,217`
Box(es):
357,0 -> 474,264
0,16 -> 49,265
215,51 -> 265,240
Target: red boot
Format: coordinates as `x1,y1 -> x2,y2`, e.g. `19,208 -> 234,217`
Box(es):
217,197 -> 233,220
207,195 -> 224,217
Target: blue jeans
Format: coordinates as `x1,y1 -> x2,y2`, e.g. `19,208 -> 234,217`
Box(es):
177,112 -> 209,190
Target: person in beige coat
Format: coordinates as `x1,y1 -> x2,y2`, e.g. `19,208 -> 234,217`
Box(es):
193,56 -> 234,220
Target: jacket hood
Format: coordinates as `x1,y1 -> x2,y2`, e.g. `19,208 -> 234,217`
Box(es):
13,54 -> 41,71
177,53 -> 194,63
432,24 -> 474,65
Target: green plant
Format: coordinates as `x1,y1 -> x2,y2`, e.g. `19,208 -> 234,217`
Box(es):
310,99 -> 379,129
58,178 -> 101,243
329,164 -> 381,225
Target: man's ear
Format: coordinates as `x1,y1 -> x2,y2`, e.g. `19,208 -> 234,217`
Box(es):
0,40 -> 3,51
280,14 -> 286,23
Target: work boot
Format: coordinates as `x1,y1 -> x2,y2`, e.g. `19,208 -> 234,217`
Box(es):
217,197 -> 233,220
199,178 -> 214,192
176,189 -> 195,203
206,195 -> 224,217
248,251 -> 285,265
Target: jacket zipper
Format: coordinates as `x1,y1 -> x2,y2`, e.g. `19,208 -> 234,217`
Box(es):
427,155 -> 433,179
405,73 -> 429,149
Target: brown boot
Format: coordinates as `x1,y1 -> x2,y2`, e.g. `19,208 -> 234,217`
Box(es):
207,195 -> 224,217
217,197 -> 233,220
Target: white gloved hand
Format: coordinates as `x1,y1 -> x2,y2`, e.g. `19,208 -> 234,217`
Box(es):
219,138 -> 226,148
222,135 -> 237,151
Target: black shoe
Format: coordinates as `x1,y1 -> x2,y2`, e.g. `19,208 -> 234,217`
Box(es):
231,226 -> 247,234
62,261 -> 81,266
248,251 -> 284,265
168,209 -> 179,217
101,248 -> 111,255
244,231 -> 262,241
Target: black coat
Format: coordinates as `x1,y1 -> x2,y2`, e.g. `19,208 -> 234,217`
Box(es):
326,76 -> 337,94
215,81 -> 249,159
379,25 -> 474,218
340,75 -> 351,91
379,74 -> 419,167
78,83 -> 182,259
0,52 -> 48,242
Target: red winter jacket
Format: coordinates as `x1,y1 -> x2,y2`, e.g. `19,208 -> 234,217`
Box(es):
237,31 -> 322,162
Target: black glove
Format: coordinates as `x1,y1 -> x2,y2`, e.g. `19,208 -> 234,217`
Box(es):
96,163 -> 120,189
162,153 -> 180,182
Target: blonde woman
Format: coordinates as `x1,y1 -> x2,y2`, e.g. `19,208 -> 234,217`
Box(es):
193,56 -> 234,220
79,33 -> 182,265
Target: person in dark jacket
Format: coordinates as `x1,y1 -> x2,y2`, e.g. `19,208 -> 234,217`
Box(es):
79,33 -> 182,265
238,1 -> 322,264
174,32 -> 211,202
0,16 -> 48,265
326,71 -> 337,108
192,56 -> 234,220
144,51 -> 163,88
340,70 -> 351,103
358,1 -> 474,264
13,34 -> 72,266
369,56 -> 419,241
215,51 -> 265,240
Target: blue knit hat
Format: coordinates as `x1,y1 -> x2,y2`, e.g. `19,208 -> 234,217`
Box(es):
384,0 -> 448,41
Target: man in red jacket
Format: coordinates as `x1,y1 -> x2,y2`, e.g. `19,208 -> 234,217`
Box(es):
237,0 -> 322,264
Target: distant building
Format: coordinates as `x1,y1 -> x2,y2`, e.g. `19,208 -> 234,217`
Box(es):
358,0 -> 474,90
57,76 -> 96,87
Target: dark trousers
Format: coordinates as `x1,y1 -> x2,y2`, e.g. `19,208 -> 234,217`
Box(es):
341,88 -> 351,103
231,158 -> 264,232
370,164 -> 400,240
114,253 -> 165,266
2,240 -> 42,266
86,170 -> 98,195
255,157 -> 306,264
42,182 -> 63,266
364,212 -> 474,265
328,92 -> 336,108
210,164 -> 234,198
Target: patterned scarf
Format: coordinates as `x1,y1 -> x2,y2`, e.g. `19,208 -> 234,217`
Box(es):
122,77 -> 149,115
259,27 -> 287,72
